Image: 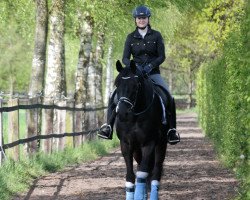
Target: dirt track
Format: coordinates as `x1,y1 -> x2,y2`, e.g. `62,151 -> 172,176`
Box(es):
14,112 -> 239,200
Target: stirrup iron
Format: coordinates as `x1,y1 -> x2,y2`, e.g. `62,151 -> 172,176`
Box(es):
98,123 -> 112,139
167,128 -> 180,144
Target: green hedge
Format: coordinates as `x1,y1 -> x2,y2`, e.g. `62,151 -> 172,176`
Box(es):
196,3 -> 250,199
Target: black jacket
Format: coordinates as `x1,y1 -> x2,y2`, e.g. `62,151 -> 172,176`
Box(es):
122,26 -> 165,74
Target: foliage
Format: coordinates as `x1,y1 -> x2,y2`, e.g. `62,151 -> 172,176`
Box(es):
164,0 -> 246,96
0,0 -> 206,93
0,0 -> 35,92
196,1 -> 250,198
0,136 -> 119,200
196,0 -> 245,55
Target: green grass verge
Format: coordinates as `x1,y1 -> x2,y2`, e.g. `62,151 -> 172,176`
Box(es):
0,136 -> 120,200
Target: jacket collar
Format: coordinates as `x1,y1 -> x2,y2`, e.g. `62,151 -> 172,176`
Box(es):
133,25 -> 152,38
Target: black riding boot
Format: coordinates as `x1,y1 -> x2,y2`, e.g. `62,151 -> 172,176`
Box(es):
166,97 -> 180,145
155,86 -> 180,145
98,91 -> 116,140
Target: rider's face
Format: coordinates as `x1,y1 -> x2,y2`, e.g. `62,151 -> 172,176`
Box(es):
135,17 -> 149,28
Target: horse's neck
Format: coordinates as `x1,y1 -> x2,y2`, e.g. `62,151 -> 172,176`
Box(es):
135,80 -> 154,110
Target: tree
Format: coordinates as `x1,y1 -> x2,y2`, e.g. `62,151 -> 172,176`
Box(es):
27,0 -> 48,154
104,37 -> 114,105
93,29 -> 105,126
29,0 -> 48,97
44,0 -> 66,98
74,11 -> 94,145
42,0 -> 66,153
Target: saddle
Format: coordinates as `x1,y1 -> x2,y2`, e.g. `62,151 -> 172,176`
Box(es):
152,84 -> 170,125
110,83 -> 171,126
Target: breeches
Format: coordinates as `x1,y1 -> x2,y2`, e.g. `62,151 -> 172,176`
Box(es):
149,74 -> 171,94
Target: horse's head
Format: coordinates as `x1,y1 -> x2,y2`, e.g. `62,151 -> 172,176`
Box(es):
114,60 -> 141,115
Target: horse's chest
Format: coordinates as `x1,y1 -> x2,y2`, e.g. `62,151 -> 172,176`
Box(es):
116,121 -> 150,137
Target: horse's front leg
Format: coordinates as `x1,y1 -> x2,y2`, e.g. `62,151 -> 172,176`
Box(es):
150,139 -> 167,200
120,141 -> 135,200
135,140 -> 156,200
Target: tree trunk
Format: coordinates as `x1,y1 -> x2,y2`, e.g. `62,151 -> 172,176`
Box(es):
42,0 -> 66,153
104,39 -> 114,106
74,11 -> 93,146
44,0 -> 66,98
94,31 -> 105,127
94,31 -> 105,107
27,0 -> 48,155
85,52 -> 97,133
85,30 -> 105,133
187,67 -> 193,109
29,0 -> 48,96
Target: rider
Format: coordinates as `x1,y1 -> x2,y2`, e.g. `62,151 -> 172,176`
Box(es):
98,5 -> 180,145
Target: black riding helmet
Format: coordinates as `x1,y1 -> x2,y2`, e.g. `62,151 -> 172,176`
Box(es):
133,5 -> 151,18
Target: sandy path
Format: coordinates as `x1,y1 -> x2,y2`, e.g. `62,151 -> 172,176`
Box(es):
14,112 -> 239,200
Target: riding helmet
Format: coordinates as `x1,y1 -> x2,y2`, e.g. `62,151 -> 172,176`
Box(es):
133,5 -> 151,18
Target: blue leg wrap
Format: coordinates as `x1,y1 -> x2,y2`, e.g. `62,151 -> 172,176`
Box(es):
126,187 -> 134,200
150,184 -> 159,200
134,178 -> 146,200
144,185 -> 148,200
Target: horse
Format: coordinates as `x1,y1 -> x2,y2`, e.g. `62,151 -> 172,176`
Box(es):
114,60 -> 169,200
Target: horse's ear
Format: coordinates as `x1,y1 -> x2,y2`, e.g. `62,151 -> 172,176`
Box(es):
130,60 -> 136,73
116,60 -> 123,72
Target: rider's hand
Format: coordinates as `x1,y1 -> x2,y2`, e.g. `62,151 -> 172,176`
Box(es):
142,64 -> 153,75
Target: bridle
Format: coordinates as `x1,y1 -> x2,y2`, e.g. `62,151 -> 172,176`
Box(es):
116,74 -> 155,116
116,75 -> 140,113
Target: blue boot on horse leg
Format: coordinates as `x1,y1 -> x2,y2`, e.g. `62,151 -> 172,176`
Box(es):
150,180 -> 159,200
126,182 -> 135,200
134,172 -> 148,200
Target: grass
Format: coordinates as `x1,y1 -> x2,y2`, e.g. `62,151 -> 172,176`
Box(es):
0,136 -> 120,200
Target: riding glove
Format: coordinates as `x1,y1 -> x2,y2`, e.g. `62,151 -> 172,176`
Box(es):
142,63 -> 153,75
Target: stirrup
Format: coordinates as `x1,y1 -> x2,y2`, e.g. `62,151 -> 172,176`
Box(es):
167,128 -> 180,144
98,123 -> 112,139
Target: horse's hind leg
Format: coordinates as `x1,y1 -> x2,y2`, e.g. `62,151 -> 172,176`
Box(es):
150,140 -> 167,200
120,141 -> 135,200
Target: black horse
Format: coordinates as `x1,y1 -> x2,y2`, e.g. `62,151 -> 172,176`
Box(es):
114,60 -> 168,200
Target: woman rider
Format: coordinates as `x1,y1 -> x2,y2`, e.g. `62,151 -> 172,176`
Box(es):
98,5 -> 180,145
